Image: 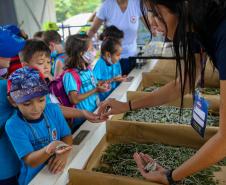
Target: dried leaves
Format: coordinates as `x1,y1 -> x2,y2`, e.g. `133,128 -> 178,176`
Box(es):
93,143 -> 226,185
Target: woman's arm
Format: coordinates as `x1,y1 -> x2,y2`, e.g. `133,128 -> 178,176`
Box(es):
87,17 -> 103,38
99,55 -> 202,116
172,81 -> 226,181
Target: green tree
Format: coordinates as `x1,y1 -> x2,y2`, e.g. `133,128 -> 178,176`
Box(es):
55,0 -> 101,22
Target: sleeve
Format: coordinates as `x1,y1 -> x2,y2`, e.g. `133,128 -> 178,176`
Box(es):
5,119 -> 34,159
215,44 -> 226,80
51,104 -> 71,138
214,22 -> 226,80
63,72 -> 78,95
96,1 -> 108,21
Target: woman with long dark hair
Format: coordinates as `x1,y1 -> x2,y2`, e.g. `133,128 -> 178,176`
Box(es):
98,0 -> 226,184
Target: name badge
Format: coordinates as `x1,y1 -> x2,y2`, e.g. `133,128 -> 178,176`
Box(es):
191,90 -> 209,137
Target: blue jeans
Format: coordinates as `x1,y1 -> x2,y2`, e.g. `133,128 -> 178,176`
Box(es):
119,58 -> 136,75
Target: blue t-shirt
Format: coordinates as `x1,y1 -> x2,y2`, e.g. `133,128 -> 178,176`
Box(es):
63,68 -> 98,112
5,103 -> 71,185
93,57 -> 122,101
212,19 -> 226,80
0,79 -> 20,180
51,53 -> 65,76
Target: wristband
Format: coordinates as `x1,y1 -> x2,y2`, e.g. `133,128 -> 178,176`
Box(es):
166,169 -> 179,185
128,100 -> 133,111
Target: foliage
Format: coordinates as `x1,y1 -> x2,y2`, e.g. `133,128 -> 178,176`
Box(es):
94,143 -> 226,185
55,0 -> 101,22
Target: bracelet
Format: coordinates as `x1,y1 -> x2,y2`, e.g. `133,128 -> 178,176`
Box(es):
128,100 -> 133,111
165,169 -> 179,185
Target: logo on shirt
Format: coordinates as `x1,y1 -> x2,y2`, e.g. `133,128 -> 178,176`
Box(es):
130,16 -> 137,24
52,129 -> 57,140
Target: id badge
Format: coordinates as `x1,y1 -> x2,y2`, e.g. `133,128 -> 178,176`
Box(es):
191,90 -> 209,137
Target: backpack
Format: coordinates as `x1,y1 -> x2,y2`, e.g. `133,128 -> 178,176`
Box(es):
49,69 -> 81,107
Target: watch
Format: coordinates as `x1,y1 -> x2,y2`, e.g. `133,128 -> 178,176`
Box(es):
165,169 -> 179,185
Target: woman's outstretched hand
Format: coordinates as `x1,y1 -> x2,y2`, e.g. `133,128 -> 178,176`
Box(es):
97,98 -> 130,117
133,152 -> 169,185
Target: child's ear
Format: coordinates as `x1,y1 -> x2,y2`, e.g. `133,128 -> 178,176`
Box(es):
106,51 -> 111,58
7,96 -> 18,108
49,42 -> 55,51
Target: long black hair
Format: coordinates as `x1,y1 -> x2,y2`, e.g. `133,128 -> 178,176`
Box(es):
141,0 -> 226,106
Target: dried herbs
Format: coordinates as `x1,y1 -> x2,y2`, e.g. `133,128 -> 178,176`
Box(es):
123,106 -> 219,126
144,85 -> 220,95
93,143 -> 226,185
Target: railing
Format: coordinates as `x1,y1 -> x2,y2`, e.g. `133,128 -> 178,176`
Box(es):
58,23 -> 91,41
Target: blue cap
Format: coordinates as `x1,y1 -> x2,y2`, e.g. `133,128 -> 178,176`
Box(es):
8,66 -> 49,103
0,27 -> 25,58
3,24 -> 20,35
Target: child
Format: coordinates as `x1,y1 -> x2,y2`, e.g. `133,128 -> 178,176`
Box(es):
19,39 -> 102,128
42,30 -> 65,77
0,27 -> 25,185
19,39 -> 53,81
63,33 -> 109,126
93,38 -> 126,101
99,25 -> 124,42
6,67 -> 73,185
33,31 -> 44,40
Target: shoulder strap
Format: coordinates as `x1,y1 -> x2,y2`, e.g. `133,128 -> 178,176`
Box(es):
66,69 -> 82,92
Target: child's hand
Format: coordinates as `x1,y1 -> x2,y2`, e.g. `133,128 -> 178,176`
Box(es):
113,75 -> 127,82
82,110 -> 108,123
48,148 -> 71,174
46,141 -> 72,156
96,82 -> 111,92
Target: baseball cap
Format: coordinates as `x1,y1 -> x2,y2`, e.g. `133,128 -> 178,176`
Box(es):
3,24 -> 20,35
0,27 -> 25,58
7,66 -> 49,103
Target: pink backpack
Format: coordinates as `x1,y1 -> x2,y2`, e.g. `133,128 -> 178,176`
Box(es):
49,69 -> 81,107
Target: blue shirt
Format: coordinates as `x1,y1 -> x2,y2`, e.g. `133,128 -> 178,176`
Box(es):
5,103 -> 71,185
63,68 -> 98,112
93,57 -> 122,101
212,19 -> 226,80
0,79 -> 20,180
51,53 -> 65,76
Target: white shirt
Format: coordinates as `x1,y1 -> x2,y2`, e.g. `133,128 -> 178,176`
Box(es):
97,0 -> 142,58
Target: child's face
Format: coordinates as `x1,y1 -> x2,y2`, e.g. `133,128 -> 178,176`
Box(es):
27,52 -> 51,78
110,45 -> 122,64
17,96 -> 46,120
0,57 -> 11,68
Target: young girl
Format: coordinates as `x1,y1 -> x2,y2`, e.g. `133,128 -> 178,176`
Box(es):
93,37 -> 126,101
63,33 -> 109,126
6,67 -> 72,185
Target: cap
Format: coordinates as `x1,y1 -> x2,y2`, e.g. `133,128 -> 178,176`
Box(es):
8,66 -> 49,103
0,27 -> 25,57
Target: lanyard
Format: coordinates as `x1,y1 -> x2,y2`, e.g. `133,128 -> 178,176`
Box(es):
23,113 -> 52,143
